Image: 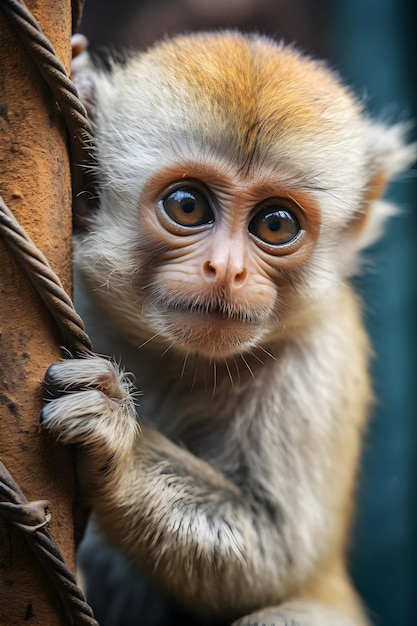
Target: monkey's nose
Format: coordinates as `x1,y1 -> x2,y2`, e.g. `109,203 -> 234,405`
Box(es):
202,260 -> 248,287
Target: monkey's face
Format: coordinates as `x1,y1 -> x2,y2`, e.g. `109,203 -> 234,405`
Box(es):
131,161 -> 320,358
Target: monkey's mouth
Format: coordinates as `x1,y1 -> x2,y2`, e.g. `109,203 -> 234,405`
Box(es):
163,299 -> 260,324
155,297 -> 267,357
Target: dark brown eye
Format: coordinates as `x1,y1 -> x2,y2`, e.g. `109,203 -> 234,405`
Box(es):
161,187 -> 214,227
249,203 -> 300,246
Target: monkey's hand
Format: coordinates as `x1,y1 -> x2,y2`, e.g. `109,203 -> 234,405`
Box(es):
40,357 -> 139,488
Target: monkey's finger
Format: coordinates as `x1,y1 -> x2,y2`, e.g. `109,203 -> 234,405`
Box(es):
44,358 -> 127,399
40,387 -> 110,427
40,388 -> 139,456
40,389 -> 122,445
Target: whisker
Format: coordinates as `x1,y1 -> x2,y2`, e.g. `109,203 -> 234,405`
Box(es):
224,359 -> 234,388
141,292 -> 157,314
249,349 -> 264,365
160,342 -> 175,357
142,280 -> 160,290
258,346 -> 277,361
137,331 -> 164,350
240,354 -> 255,380
212,361 -> 217,398
181,352 -> 189,379
232,356 -> 241,385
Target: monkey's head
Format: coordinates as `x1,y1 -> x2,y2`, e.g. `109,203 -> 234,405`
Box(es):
73,32 -> 415,359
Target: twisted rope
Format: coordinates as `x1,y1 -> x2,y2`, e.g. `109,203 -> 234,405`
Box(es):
0,196 -> 93,355
0,0 -> 94,168
0,0 -> 98,623
0,461 -> 98,626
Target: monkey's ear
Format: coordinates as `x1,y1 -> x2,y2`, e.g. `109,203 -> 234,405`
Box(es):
351,122 -> 416,250
71,35 -> 98,228
71,34 -> 96,122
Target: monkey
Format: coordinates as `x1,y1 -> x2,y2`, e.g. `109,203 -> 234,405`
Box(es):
39,32 -> 415,626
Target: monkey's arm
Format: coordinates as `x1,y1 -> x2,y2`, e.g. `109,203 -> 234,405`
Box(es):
41,358 -> 299,617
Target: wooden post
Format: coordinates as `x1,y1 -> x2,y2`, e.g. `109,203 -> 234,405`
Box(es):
0,1 -> 76,623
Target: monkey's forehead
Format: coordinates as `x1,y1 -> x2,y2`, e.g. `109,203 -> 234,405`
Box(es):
128,34 -> 362,132
142,32 -> 362,126
94,32 -> 368,199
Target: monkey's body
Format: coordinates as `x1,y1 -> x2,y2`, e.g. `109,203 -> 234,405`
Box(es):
74,274 -> 369,625
41,33 -> 415,625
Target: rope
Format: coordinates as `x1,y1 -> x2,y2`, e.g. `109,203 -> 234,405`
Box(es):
0,461 -> 98,626
0,196 -> 93,356
0,0 -> 94,171
0,0 -> 99,623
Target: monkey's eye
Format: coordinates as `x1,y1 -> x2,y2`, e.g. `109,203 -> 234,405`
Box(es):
161,188 -> 214,228
249,203 -> 301,247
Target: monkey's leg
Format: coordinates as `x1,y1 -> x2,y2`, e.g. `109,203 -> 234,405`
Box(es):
233,563 -> 370,626
233,605 -> 361,626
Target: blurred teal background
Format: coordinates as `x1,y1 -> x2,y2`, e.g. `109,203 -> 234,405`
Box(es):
328,1 -> 417,624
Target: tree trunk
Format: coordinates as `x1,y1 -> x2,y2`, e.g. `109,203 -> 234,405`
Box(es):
0,1 -> 76,623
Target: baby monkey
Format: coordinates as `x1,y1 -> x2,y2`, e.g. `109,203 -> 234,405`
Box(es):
40,32 -> 415,626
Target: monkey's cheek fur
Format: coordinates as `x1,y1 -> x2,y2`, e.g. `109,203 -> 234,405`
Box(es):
163,312 -> 263,358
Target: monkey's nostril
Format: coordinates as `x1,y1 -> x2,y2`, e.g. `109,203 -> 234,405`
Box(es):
203,260 -> 248,285
235,268 -> 248,283
203,260 -> 216,278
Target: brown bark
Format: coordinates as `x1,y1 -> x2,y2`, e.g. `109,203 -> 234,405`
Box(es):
0,1 -> 76,624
